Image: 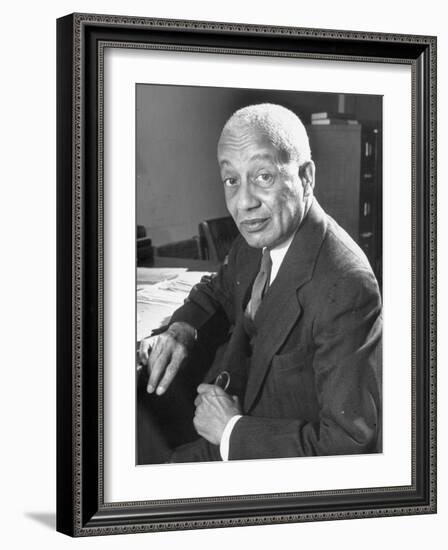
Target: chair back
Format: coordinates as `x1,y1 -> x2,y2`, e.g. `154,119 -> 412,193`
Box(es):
198,216 -> 239,262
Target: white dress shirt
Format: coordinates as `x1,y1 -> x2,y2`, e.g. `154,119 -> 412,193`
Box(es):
220,233 -> 296,460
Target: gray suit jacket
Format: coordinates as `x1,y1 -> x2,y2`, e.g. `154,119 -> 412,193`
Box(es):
170,199 -> 382,462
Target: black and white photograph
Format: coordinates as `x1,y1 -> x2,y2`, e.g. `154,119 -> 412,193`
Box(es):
135,85 -> 383,465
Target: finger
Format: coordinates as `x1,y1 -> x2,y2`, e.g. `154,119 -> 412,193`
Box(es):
148,334 -> 164,361
193,414 -> 202,434
194,405 -> 207,427
200,392 -> 215,406
211,385 -> 228,399
197,383 -> 227,396
139,335 -> 157,365
194,394 -> 202,407
197,383 -> 215,394
147,345 -> 171,394
154,346 -> 186,395
195,402 -> 205,416
232,395 -> 240,404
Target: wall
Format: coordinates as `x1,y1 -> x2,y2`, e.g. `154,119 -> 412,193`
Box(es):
136,84 -> 378,247
1,1 -> 446,550
136,84 -> 233,245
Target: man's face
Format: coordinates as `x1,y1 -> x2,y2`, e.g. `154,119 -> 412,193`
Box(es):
218,124 -> 307,249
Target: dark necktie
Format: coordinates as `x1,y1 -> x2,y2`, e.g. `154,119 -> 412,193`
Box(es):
246,249 -> 272,320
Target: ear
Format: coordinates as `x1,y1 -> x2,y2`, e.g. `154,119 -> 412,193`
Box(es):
298,160 -> 315,197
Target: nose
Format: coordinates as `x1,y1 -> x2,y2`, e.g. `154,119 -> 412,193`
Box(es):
236,179 -> 260,211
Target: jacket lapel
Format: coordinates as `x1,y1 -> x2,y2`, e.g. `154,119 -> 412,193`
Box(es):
243,200 -> 328,413
203,245 -> 259,387
234,245 -> 261,311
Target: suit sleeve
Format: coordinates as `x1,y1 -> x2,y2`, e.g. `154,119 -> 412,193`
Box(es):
228,268 -> 382,459
169,238 -> 241,332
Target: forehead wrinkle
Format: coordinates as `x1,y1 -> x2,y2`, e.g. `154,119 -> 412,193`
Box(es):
218,132 -> 283,168
218,132 -> 259,152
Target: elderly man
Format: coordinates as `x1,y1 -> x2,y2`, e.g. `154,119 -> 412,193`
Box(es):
140,103 -> 382,462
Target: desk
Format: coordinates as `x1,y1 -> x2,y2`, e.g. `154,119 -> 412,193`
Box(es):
136,261 -> 220,464
137,262 -> 218,342
139,254 -> 220,272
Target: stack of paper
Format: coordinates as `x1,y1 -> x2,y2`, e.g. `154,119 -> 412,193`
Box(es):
136,267 -> 187,285
136,269 -> 214,341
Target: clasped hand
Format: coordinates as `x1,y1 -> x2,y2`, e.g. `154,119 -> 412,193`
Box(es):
193,384 -> 242,445
139,323 -> 242,446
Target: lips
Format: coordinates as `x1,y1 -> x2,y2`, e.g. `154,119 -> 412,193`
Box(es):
240,218 -> 270,232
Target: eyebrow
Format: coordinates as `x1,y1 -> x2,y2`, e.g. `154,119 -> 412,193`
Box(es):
219,153 -> 275,167
250,153 -> 275,162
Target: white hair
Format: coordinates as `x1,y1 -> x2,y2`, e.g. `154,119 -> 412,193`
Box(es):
220,103 -> 312,166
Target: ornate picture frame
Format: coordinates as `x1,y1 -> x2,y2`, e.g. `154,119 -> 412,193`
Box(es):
56,13 -> 436,536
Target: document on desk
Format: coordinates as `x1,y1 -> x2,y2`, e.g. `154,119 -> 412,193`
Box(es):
137,269 -> 214,341
136,267 -> 188,285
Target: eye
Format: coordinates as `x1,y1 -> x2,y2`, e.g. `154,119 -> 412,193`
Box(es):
254,173 -> 274,186
223,176 -> 238,187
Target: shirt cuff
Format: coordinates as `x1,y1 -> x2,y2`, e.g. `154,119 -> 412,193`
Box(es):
219,415 -> 243,461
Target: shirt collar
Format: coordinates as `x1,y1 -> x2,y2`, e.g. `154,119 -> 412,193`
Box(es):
265,231 -> 295,284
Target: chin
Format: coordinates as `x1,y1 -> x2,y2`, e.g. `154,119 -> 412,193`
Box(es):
242,231 -> 273,249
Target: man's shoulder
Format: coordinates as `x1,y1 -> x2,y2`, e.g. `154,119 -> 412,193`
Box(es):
289,199 -> 372,281
319,214 -> 372,275
301,214 -> 381,313
304,211 -> 380,301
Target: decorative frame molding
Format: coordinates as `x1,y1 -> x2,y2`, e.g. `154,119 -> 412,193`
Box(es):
57,13 -> 437,536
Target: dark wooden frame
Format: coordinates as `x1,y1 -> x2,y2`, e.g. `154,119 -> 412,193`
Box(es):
57,13 -> 437,536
